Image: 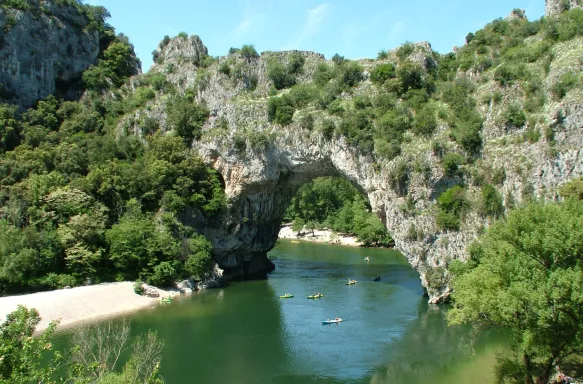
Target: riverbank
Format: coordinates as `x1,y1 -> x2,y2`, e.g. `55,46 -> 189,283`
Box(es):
0,282 -> 182,333
278,224 -> 362,247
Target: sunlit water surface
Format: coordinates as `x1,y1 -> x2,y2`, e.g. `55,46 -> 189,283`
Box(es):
56,241 -> 506,383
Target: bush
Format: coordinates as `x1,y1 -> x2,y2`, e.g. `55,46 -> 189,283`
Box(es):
287,53 -> 305,74
551,72 -> 579,99
412,104 -> 437,136
312,63 -> 335,86
503,104 -> 527,128
339,62 -> 363,88
166,96 -> 210,143
178,32 -> 188,39
396,42 -> 414,61
436,185 -> 469,230
441,153 -> 464,177
267,60 -> 296,90
320,119 -> 336,139
436,210 -> 460,231
240,44 -> 259,60
559,178 -> 583,200
370,63 -> 396,85
147,261 -> 176,287
218,62 -> 231,76
267,96 -> 295,125
133,280 -> 145,295
479,184 -> 504,218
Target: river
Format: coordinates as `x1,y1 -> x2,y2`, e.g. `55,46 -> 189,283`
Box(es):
57,240 -> 507,383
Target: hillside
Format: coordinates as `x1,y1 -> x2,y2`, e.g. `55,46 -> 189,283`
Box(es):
0,0 -> 583,302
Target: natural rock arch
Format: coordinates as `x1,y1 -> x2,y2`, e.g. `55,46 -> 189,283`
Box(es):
134,16 -> 583,303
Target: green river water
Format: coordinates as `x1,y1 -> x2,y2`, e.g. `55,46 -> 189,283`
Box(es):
58,241 -> 507,383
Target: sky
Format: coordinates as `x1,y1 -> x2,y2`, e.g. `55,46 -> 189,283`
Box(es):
85,0 -> 545,72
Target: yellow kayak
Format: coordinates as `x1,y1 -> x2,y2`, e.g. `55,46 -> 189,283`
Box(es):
347,280 -> 357,285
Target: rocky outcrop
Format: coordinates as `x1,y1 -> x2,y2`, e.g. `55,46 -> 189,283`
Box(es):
0,1 -> 100,108
125,30 -> 583,303
546,0 -> 583,16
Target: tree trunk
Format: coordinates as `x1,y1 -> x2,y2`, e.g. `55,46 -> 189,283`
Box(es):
523,354 -> 535,384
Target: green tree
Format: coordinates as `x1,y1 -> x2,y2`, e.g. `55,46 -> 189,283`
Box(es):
0,306 -> 59,383
166,96 -> 209,143
448,201 -> 583,384
559,177 -> 583,200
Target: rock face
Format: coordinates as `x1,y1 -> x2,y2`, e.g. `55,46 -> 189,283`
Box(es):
546,0 -> 583,16
0,1 -> 100,108
128,33 -> 583,303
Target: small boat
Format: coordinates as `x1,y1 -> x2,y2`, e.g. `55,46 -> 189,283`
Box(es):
373,276 -> 381,282
364,257 -> 370,262
347,279 -> 357,285
322,318 -> 343,325
280,293 -> 294,298
307,293 -> 324,299
159,296 -> 173,303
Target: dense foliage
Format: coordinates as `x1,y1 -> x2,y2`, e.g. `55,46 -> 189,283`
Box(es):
448,201 -> 583,384
0,10 -> 224,295
0,306 -> 165,383
285,177 -> 393,247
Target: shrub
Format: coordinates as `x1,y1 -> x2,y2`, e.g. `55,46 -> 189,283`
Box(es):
412,104 -> 437,136
438,185 -> 468,216
551,72 -> 579,99
370,63 -> 396,85
331,53 -> 345,65
312,63 -> 335,86
166,96 -> 210,143
441,153 -> 464,177
133,280 -> 145,295
397,61 -> 425,94
320,119 -> 336,139
267,60 -> 296,90
287,53 -> 305,74
377,50 -> 389,60
436,210 -> 460,231
339,62 -> 363,88
218,62 -> 231,76
503,104 -> 527,128
267,96 -> 295,125
479,184 -> 504,218
178,32 -> 188,39
396,42 -> 415,61
240,44 -> 259,60
559,178 -> 583,200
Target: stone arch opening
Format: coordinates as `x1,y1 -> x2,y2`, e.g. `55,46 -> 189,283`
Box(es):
281,176 -> 393,248
199,142 -> 405,285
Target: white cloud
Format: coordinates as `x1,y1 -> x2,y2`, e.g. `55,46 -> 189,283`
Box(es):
387,20 -> 405,43
284,3 -> 330,50
235,18 -> 252,35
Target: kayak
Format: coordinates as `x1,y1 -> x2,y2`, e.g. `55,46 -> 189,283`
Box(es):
347,280 -> 357,285
307,294 -> 324,299
322,318 -> 343,325
291,240 -> 300,243
280,294 -> 294,298
159,297 -> 173,303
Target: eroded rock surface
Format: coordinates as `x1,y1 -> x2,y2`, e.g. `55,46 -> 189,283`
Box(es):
0,1 -> 100,108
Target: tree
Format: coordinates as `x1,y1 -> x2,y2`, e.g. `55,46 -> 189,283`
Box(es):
0,306 -> 59,383
448,201 -> 583,384
559,177 -> 583,200
166,96 -> 209,144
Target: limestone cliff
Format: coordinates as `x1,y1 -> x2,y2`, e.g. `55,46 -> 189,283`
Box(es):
118,17 -> 583,303
0,1 -> 101,108
546,0 -> 583,16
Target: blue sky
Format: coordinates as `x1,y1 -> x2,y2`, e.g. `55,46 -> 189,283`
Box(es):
86,0 -> 545,72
